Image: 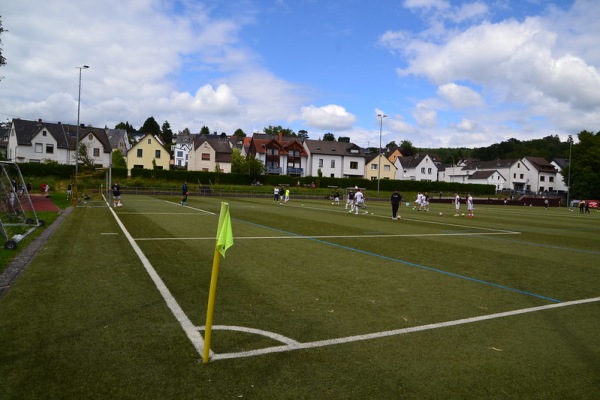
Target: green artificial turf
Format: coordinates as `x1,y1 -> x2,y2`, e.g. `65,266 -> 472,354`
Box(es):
0,195 -> 598,399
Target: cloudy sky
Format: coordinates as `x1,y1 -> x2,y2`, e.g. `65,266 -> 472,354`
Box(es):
1,0 -> 598,148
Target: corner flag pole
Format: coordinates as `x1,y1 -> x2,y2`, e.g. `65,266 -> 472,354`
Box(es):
203,202 -> 233,364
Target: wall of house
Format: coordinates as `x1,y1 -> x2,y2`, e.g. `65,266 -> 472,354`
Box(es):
126,135 -> 170,174
80,132 -> 110,167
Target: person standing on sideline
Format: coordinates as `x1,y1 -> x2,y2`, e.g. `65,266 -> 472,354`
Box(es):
467,193 -> 474,218
273,186 -> 280,202
112,181 -> 122,208
391,190 -> 402,220
284,188 -> 290,203
454,193 -> 461,216
181,181 -> 189,206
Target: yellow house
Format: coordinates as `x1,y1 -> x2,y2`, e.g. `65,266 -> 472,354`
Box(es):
365,153 -> 397,181
126,133 -> 170,175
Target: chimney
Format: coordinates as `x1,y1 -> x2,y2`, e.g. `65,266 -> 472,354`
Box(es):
278,131 -> 283,144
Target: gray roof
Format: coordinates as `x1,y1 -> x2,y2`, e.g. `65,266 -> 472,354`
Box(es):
303,139 -> 365,156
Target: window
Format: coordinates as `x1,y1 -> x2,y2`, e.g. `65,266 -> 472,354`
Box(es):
202,153 -> 210,160
520,174 -> 524,179
371,164 -> 378,170
428,168 -> 432,174
421,167 -> 425,173
549,176 -> 554,182
350,161 -> 358,169
45,144 -> 54,154
147,139 -> 152,144
331,160 -> 335,168
42,131 -> 47,136
384,165 -> 390,172
155,150 -> 161,158
88,134 -> 93,140
35,143 -> 43,153
177,151 -> 183,158
540,176 -> 545,182
93,148 -> 100,157
318,159 -> 323,168
137,149 -> 143,158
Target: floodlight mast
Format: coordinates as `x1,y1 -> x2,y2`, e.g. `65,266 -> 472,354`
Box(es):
377,113 -> 387,194
75,65 -> 89,178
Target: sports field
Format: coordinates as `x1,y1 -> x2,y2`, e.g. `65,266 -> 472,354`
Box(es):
1,193 -> 599,399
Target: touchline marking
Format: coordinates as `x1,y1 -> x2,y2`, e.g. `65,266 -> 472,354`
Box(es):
107,206 -> 209,359
205,296 -> 600,361
133,231 -> 520,241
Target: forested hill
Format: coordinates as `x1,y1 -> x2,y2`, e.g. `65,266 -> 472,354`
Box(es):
419,135 -> 571,163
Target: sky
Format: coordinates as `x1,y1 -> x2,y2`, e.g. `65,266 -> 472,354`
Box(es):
1,0 -> 598,149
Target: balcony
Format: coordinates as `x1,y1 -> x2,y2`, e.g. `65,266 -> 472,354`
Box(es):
287,167 -> 304,176
266,166 -> 282,175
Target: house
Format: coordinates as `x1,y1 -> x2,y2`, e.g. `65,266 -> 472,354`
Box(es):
172,132 -> 195,168
248,133 -> 308,176
550,158 -> 569,193
460,159 -> 526,190
467,170 -> 506,190
364,153 -> 397,182
302,139 -> 366,178
188,136 -> 233,173
394,153 -> 437,181
126,133 -> 170,174
7,118 -> 111,167
106,129 -> 130,157
521,156 -> 559,194
228,135 -> 250,157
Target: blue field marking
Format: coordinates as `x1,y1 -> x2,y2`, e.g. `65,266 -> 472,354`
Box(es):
237,218 -> 562,304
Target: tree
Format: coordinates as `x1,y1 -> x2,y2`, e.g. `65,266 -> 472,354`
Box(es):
111,150 -> 127,168
139,117 -> 161,137
231,149 -> 265,179
323,132 -> 335,141
563,130 -> 600,199
74,143 -> 95,167
399,140 -> 415,157
161,121 -> 174,145
233,128 -> 246,137
338,136 -> 350,143
179,127 -> 191,136
199,126 -> 210,135
263,125 -> 295,136
115,121 -> 136,134
297,130 -> 309,140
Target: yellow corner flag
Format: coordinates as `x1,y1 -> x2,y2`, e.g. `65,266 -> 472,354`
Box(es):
216,202 -> 234,257
203,202 -> 233,363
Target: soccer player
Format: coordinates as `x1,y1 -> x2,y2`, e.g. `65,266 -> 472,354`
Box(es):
112,182 -> 122,208
346,189 -> 355,211
354,189 -> 367,214
467,193 -> 474,218
391,190 -> 402,220
454,193 -> 461,216
181,181 -> 189,206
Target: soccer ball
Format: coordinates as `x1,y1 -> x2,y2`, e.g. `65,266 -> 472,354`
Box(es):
439,212 -> 443,216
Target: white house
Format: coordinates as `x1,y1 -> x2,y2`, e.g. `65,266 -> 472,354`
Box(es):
521,156 -> 559,194
467,170 -> 506,190
172,133 -> 195,168
550,158 -> 569,193
302,139 -> 366,178
394,154 -> 438,181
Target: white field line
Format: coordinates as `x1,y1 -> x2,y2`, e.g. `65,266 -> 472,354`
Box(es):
134,231 -> 520,241
107,205 -> 209,359
204,296 -> 600,361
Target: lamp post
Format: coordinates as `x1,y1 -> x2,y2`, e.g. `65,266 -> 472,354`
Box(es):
566,135 -> 573,209
75,65 -> 89,177
376,113 -> 386,194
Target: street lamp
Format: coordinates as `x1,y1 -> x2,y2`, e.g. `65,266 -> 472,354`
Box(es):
376,113 -> 387,194
566,135 -> 573,209
75,65 -> 89,177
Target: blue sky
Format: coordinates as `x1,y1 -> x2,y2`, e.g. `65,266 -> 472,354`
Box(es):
1,0 -> 598,149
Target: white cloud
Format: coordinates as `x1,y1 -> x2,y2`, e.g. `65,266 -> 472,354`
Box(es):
413,103 -> 437,128
300,105 -> 356,130
437,83 -> 483,108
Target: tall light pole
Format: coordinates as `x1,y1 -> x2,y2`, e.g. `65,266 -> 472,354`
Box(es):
75,65 -> 89,177
566,135 -> 573,209
377,113 -> 386,194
